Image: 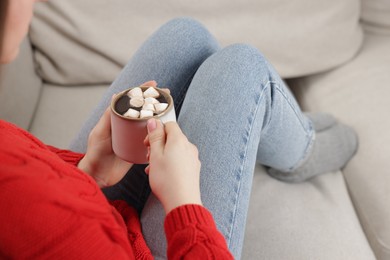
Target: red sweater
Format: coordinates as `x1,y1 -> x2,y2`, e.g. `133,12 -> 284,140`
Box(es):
0,120 -> 233,259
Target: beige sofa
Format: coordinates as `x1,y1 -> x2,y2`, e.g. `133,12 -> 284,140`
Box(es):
1,0 -> 389,259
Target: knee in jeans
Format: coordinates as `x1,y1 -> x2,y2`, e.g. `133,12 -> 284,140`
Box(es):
223,43 -> 269,69
215,44 -> 274,87
162,17 -> 218,46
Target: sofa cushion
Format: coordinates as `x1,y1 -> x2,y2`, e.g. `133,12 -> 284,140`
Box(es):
30,0 -> 363,85
289,32 -> 390,259
29,83 -> 107,149
243,166 -> 375,259
362,0 -> 390,35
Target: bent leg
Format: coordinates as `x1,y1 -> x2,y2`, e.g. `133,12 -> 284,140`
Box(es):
68,18 -> 219,211
69,17 -> 220,153
141,44 -> 314,259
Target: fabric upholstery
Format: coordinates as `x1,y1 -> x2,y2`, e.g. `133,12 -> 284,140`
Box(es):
29,0 -> 363,84
0,39 -> 42,130
29,84 -> 106,148
361,0 -> 390,34
243,166 -> 376,259
289,32 -> 390,260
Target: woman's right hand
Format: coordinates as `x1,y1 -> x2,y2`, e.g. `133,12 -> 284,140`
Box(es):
144,119 -> 202,214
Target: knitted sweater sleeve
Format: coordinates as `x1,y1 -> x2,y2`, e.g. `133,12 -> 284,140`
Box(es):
46,145 -> 85,166
109,200 -> 154,260
164,205 -> 234,259
44,148 -> 233,259
42,143 -> 231,258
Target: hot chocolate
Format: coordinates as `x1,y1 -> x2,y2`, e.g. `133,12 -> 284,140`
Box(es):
114,87 -> 169,119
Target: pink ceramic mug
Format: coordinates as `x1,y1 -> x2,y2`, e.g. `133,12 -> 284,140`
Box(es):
110,86 -> 176,164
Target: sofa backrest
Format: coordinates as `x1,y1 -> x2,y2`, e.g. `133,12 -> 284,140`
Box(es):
29,0 -> 371,85
361,0 -> 390,35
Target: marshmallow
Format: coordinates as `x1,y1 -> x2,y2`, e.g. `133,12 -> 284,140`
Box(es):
129,96 -> 144,108
154,103 -> 168,113
127,87 -> 143,98
143,87 -> 160,98
142,103 -> 155,112
144,97 -> 159,105
120,86 -> 170,118
123,108 -> 140,118
140,110 -> 154,118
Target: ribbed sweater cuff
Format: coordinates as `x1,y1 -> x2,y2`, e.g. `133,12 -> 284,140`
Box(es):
164,204 -> 216,241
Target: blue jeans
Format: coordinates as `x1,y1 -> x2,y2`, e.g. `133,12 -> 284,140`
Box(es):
70,18 -> 314,260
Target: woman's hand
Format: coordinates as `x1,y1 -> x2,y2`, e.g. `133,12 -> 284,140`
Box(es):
78,80 -> 157,188
77,106 -> 132,188
144,118 -> 202,214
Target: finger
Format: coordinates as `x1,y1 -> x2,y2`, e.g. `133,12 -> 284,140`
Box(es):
93,94 -> 116,138
143,135 -> 150,147
92,106 -> 112,139
141,80 -> 157,87
147,118 -> 166,156
144,165 -> 150,175
164,122 -> 186,144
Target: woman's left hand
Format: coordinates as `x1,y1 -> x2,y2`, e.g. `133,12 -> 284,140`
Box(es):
78,80 -> 157,188
77,105 -> 131,188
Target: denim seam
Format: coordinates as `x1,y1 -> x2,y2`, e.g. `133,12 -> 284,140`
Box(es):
260,81 -> 315,172
287,129 -> 316,172
259,81 -> 273,130
227,82 -> 270,249
274,82 -> 313,137
271,83 -> 316,172
261,81 -> 313,136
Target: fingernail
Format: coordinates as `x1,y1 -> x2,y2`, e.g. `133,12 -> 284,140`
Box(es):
147,118 -> 157,133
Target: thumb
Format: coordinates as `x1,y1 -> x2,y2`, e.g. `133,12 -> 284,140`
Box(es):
147,118 -> 165,156
92,94 -> 116,139
91,106 -> 111,140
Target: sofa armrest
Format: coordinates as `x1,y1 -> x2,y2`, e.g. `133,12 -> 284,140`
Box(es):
0,37 -> 43,130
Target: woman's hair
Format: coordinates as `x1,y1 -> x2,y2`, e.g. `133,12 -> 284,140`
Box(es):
0,0 -> 9,59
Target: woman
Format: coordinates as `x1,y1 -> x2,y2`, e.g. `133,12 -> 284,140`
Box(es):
0,0 -> 357,259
